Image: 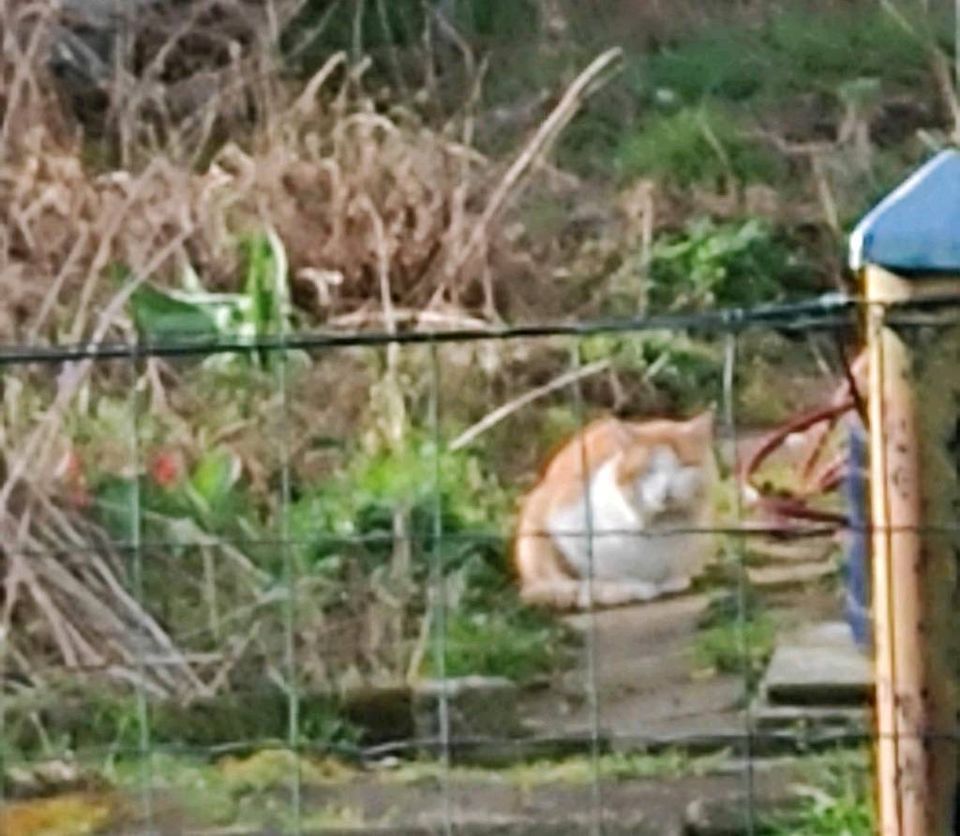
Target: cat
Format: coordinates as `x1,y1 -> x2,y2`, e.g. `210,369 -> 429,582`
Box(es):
514,410 -> 717,611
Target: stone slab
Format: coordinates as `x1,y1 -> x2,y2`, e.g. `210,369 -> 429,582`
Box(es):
760,621 -> 873,706
413,676 -> 524,743
748,560 -> 835,591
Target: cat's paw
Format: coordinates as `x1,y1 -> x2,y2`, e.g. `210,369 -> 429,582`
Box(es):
620,580 -> 661,603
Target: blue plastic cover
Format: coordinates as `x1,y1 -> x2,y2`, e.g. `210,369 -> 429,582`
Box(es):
842,416 -> 871,654
849,148 -> 960,272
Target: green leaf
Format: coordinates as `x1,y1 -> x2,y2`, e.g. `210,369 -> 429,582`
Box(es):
189,448 -> 241,515
130,285 -> 220,340
242,229 -> 290,336
94,477 -> 137,539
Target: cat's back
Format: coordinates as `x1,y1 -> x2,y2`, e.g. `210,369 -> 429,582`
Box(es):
536,417 -> 632,497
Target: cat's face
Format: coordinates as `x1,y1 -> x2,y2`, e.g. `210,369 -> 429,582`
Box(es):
616,410 -> 714,518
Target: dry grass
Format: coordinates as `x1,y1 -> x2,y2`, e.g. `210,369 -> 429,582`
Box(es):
0,1 -> 622,703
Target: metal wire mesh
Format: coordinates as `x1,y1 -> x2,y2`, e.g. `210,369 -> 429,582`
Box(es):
0,295 -> 957,834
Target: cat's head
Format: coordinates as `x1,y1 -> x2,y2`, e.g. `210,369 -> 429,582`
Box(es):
614,409 -> 715,518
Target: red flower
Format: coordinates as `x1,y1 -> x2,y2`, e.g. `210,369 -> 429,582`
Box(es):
57,449 -> 91,509
149,450 -> 182,488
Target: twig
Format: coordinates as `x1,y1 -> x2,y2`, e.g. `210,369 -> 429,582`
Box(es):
449,359 -> 612,452
27,225 -> 91,342
352,0 -> 366,62
375,0 -> 408,96
205,621 -> 261,696
329,307 -> 492,330
358,193 -> 406,448
441,47 -> 624,290
932,49 -> 960,144
810,155 -> 840,238
285,0 -> 345,64
405,605 -> 431,683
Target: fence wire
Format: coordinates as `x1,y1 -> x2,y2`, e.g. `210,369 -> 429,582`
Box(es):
0,294 -> 958,834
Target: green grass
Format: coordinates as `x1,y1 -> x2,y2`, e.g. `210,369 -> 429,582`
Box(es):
644,7 -> 939,106
695,613 -> 776,684
615,105 -> 784,187
111,750 -> 361,830
382,748 -> 722,787
428,606 -> 576,680
694,576 -> 776,689
560,3 -> 946,184
758,748 -> 873,835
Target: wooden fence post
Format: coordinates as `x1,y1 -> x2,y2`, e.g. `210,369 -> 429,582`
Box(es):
852,150 -> 960,835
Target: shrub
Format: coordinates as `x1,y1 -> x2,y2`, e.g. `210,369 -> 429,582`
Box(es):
647,217 -> 807,310
288,438 -> 572,682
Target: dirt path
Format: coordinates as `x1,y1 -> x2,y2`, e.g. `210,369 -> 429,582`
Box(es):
519,594 -> 747,751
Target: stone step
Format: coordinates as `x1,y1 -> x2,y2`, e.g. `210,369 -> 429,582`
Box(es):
759,621 -> 873,707
748,560 -> 836,591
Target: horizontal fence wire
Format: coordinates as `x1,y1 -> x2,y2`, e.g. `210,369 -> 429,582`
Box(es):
6,727 -> 960,765
0,294 -> 860,363
7,523 -> 960,562
0,292 -> 955,364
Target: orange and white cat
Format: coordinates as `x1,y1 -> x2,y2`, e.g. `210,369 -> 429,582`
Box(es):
514,410 -> 717,610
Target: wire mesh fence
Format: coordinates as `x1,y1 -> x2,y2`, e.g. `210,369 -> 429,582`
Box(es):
6,1 -> 960,833
3,293 -> 955,834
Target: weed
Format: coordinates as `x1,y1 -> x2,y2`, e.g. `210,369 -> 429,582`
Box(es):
644,7 -> 938,107
694,570 -> 776,688
695,614 -> 776,687
648,218 -> 809,310
129,230 -> 297,369
289,437 -> 571,682
615,106 -> 783,187
429,606 -> 574,680
289,437 -> 508,568
758,748 -> 873,835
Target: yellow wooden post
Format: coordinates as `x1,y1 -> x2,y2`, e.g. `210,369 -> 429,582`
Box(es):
850,150 -> 960,834
864,266 -> 960,835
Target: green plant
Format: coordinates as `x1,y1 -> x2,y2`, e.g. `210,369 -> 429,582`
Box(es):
643,7 -> 937,107
758,748 -> 873,835
695,575 -> 775,688
646,218 -> 808,311
129,229 -> 297,369
93,445 -> 252,545
431,606 -> 573,680
288,436 -> 571,682
615,106 -> 782,187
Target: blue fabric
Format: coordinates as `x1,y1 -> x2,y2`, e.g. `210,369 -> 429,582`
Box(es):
842,417 -> 872,652
849,149 -> 960,272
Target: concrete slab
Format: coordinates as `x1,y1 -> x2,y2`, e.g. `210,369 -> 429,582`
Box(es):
761,621 -> 873,706
748,560 -> 836,591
